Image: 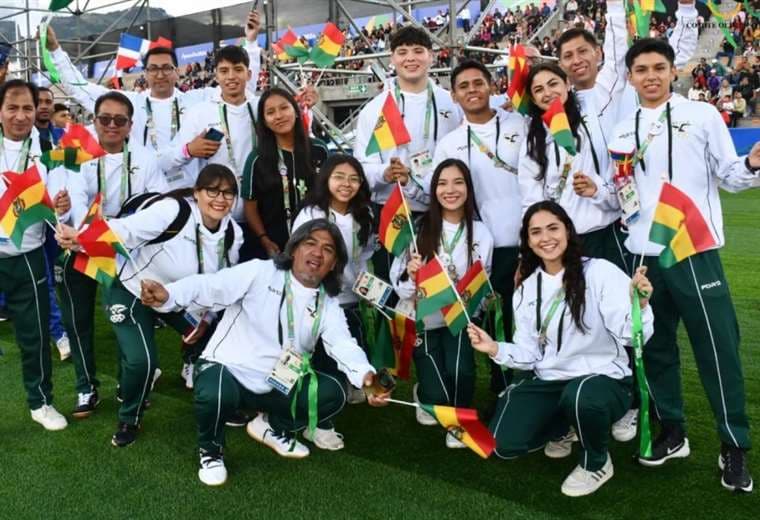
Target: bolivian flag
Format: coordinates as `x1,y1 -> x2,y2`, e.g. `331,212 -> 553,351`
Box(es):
282,30 -> 309,63
542,98 -> 576,156
416,256 -> 459,321
441,261 -> 490,335
273,28 -> 300,62
378,183 -> 413,256
365,93 -> 411,156
73,217 -> 130,285
648,182 -> 716,268
418,404 -> 496,459
388,311 -> 417,380
310,22 -> 344,68
507,44 -> 530,115
78,192 -> 103,230
0,165 -> 56,248
42,124 -> 106,172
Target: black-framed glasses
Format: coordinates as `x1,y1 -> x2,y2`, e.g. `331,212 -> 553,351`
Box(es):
95,115 -> 130,127
204,187 -> 236,201
145,65 -> 176,75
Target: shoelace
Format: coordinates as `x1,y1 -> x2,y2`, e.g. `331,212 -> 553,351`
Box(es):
269,429 -> 297,451
200,454 -> 223,468
77,393 -> 93,407
724,446 -> 746,477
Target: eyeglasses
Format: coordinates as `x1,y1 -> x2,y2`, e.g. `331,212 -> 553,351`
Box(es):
330,173 -> 362,185
203,187 -> 236,201
95,115 -> 130,127
145,65 -> 176,75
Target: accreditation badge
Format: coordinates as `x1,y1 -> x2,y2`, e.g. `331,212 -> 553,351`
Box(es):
614,175 -> 641,226
409,150 -> 433,183
352,271 -> 393,308
266,348 -> 304,395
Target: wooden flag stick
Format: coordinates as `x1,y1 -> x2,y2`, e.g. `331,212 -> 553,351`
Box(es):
383,398 -> 419,408
434,253 -> 471,324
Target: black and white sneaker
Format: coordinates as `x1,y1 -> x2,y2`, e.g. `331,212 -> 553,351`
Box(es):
225,410 -> 252,428
72,390 -> 100,419
0,307 -> 9,322
198,449 -> 227,486
111,422 -> 139,447
719,444 -> 754,493
638,426 -> 690,467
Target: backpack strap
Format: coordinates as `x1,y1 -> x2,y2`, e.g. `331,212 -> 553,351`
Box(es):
145,196 -> 192,246
223,220 -> 235,267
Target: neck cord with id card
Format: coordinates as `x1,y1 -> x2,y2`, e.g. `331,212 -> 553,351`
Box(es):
634,102 -> 673,179
548,143 -> 575,202
536,272 -> 566,353
218,102 -> 256,174
0,132 -> 31,173
278,271 -> 326,351
578,117 -> 600,176
195,224 -> 228,274
278,147 -> 300,231
329,209 -> 361,264
466,118 -> 516,174
144,97 -> 180,149
394,80 -> 438,143
97,143 -> 131,209
440,223 -> 465,282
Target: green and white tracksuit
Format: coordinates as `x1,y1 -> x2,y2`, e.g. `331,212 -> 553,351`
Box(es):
155,260 -> 375,456
610,94 -> 759,448
490,259 -> 653,471
391,220 -> 494,407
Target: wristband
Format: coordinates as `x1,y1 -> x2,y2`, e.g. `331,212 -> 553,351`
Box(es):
182,143 -> 191,159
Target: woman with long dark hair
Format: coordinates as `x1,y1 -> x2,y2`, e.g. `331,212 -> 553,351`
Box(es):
241,87 -> 329,259
518,62 -> 626,270
467,201 -> 654,497
390,159 -> 493,448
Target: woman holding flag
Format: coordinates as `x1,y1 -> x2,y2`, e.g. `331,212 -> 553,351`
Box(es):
467,200 -> 654,497
389,158 -> 493,448
56,164 -> 244,448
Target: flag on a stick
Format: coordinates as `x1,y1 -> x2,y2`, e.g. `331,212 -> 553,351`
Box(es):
378,183 -> 414,256
309,22 -> 344,68
418,404 -> 496,458
507,44 -> 530,115
542,98 -> 576,156
415,256 -> 459,321
73,217 -> 130,285
0,166 -> 56,248
365,93 -> 411,155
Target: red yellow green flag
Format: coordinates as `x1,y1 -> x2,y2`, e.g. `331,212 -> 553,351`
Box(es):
507,44 -> 530,115
416,256 -> 459,320
610,149 -> 634,178
43,124 -> 106,171
640,0 -> 666,12
0,165 -> 56,248
273,28 -> 299,61
648,182 -> 717,268
378,183 -> 413,256
310,22 -> 345,68
388,311 -> 417,380
441,260 -> 490,335
365,93 -> 411,156
418,404 -> 496,458
279,28 -> 309,63
73,217 -> 130,285
542,98 -> 576,156
79,192 -> 103,230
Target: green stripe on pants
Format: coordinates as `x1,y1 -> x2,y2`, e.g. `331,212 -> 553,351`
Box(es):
0,247 -> 53,409
413,327 -> 475,407
488,246 -> 520,392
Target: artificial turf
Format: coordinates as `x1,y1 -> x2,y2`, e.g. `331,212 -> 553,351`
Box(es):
1,190 -> 758,519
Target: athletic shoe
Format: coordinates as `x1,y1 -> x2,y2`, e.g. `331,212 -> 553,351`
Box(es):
445,429 -> 467,449
638,427 -> 690,467
30,405 -> 68,431
561,454 -> 614,497
544,428 -> 578,459
0,307 -> 8,322
413,384 -> 437,426
719,444 -> 754,493
198,450 -> 227,486
346,385 -> 366,404
303,427 -> 345,451
55,336 -> 71,361
72,390 -> 100,419
246,414 -> 309,458
225,410 -> 252,428
111,422 -> 139,447
181,363 -> 194,390
611,408 -> 638,442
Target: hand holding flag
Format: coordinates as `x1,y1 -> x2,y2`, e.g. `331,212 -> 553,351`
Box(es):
0,165 -> 57,248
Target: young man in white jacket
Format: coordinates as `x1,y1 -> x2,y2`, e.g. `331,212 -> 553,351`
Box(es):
610,38 -> 760,493
140,219 -> 390,486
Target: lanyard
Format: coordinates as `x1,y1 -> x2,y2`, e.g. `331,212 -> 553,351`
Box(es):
278,271 -> 326,349
440,223 -> 465,281
195,224 -> 227,274
535,272 -> 566,352
394,80 -> 438,142
97,143 -> 131,209
328,209 -> 360,264
549,144 -> 575,202
634,102 -> 672,179
0,132 -> 31,173
578,117 -> 600,176
144,97 -> 180,149
218,102 -> 256,173
278,148 -> 297,231
466,118 -> 516,174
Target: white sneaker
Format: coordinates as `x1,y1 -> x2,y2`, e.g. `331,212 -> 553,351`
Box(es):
611,408 -> 638,442
445,429 -> 467,449
544,428 -> 578,459
151,367 -> 162,391
198,451 -> 227,486
561,454 -> 614,497
31,405 -> 68,431
181,363 -> 194,390
346,385 -> 366,404
55,336 -> 71,361
413,384 -> 437,426
303,427 -> 345,451
246,414 -> 310,458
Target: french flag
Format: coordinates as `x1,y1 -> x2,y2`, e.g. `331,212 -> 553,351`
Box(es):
115,33 -> 173,71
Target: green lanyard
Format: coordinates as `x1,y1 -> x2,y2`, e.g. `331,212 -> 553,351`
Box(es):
278,148 -> 294,230
536,272 -> 566,352
440,223 -> 465,281
329,209 -> 360,264
634,102 -> 672,178
218,102 -> 256,174
144,97 -> 180,149
195,224 -> 227,274
0,132 -> 31,173
97,143 -> 131,209
394,80 -> 436,142
280,271 -> 325,349
467,119 -> 516,173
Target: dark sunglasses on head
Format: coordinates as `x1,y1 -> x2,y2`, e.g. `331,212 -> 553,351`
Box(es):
96,115 -> 130,127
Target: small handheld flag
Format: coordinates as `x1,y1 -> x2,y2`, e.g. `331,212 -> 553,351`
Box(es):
310,22 -> 345,68
542,98 -> 576,156
415,256 -> 460,321
74,217 -> 130,285
41,124 -> 106,172
378,183 -> 414,256
116,33 -> 173,71
0,166 -> 57,248
418,404 -> 496,458
507,44 -> 530,115
273,27 -> 300,61
365,93 -> 411,156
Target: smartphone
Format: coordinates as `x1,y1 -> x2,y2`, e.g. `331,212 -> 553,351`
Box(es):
0,42 -> 12,68
204,128 -> 225,142
248,0 -> 259,30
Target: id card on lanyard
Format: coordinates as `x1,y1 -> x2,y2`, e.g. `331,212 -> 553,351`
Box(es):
218,102 -> 256,177
536,272 -> 566,353
97,144 -> 131,210
394,81 -> 436,186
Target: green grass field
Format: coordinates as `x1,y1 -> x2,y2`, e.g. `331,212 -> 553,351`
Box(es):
1,191 -> 759,519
